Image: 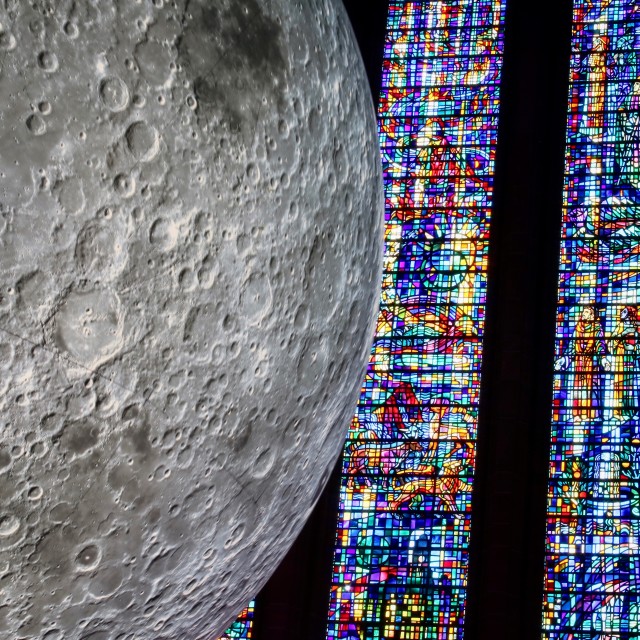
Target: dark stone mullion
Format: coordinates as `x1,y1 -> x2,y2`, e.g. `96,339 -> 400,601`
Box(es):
465,1 -> 574,639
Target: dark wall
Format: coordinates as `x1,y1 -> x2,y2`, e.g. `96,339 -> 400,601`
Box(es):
341,0 -> 388,107
465,1 -> 574,638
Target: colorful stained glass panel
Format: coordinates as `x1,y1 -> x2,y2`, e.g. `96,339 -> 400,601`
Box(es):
218,603 -> 255,640
543,2 -> 640,637
327,2 -> 507,638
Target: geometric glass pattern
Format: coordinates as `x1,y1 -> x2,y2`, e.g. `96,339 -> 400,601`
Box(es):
543,1 -> 640,636
217,603 -> 255,640
327,2 -> 507,638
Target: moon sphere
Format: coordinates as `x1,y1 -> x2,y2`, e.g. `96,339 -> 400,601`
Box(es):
0,1 -> 383,638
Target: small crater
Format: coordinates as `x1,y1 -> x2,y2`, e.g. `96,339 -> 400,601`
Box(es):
135,40 -> 174,87
30,441 -> 47,458
0,515 -> 19,537
38,50 -> 58,72
125,121 -> 160,162
100,77 -> 130,112
53,177 -> 85,215
246,163 -> 260,185
75,544 -> 101,571
114,173 -> 136,198
26,114 -> 46,136
52,289 -> 124,369
64,21 -> 79,38
178,267 -> 197,291
27,486 -> 43,500
149,217 -> 178,251
239,273 -> 273,323
0,31 -> 16,51
49,502 -> 73,523
75,221 -> 128,280
278,119 -> 290,138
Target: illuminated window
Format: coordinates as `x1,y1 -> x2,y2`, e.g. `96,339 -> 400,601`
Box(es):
543,2 -> 640,636
327,2 -> 507,637
218,602 -> 255,640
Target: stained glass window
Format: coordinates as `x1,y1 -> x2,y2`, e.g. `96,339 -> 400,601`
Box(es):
218,603 -> 255,640
327,2 -> 507,638
543,2 -> 640,636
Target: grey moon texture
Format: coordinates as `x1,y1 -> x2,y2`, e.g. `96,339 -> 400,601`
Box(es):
0,1 -> 383,639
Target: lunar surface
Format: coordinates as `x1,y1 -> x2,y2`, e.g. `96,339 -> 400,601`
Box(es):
0,1 -> 383,638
